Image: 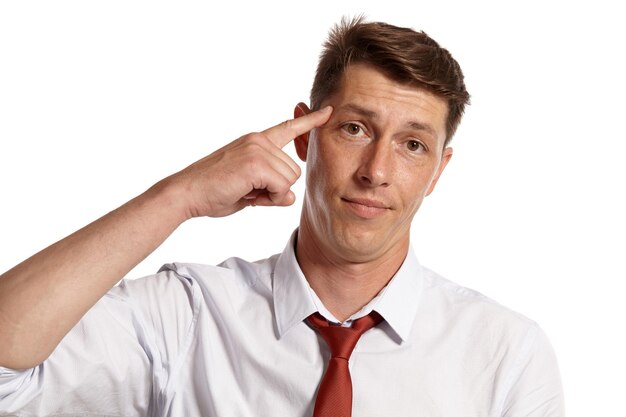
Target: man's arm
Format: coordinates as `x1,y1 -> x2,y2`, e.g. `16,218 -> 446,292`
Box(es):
0,104 -> 331,370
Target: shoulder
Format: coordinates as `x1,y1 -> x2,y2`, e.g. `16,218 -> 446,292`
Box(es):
159,254 -> 280,292
417,267 -> 564,414
416,266 -> 562,387
117,254 -> 280,322
112,254 -> 280,308
418,265 -> 539,340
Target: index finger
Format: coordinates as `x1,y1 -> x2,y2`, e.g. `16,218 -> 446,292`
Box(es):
262,105 -> 333,148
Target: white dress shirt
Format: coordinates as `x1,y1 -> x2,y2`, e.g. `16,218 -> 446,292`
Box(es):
0,231 -> 564,416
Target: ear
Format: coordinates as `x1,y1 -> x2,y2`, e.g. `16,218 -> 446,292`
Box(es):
294,102 -> 311,162
425,147 -> 453,196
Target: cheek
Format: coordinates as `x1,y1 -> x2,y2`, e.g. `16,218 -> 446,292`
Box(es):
306,136 -> 347,185
397,168 -> 434,211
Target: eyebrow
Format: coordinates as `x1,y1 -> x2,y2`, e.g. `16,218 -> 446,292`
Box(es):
338,103 -> 438,138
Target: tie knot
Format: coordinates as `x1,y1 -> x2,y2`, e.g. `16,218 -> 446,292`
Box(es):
307,312 -> 383,360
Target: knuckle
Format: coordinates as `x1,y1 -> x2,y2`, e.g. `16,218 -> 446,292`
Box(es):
273,179 -> 292,194
287,168 -> 299,183
240,138 -> 267,157
243,153 -> 265,171
244,132 -> 266,145
280,119 -> 297,134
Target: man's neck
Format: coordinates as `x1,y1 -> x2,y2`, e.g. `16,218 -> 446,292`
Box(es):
295,222 -> 409,322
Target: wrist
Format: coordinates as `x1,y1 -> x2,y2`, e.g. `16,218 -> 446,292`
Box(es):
143,176 -> 193,225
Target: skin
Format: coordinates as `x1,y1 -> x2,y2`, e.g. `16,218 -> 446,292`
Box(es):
294,64 -> 452,321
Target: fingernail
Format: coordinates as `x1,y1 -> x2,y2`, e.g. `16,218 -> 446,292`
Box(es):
320,105 -> 332,113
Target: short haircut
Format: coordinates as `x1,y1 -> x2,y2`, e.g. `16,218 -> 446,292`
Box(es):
310,17 -> 471,145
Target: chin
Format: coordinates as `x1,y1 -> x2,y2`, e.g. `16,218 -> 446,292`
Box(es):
331,221 -> 410,261
331,230 -> 389,262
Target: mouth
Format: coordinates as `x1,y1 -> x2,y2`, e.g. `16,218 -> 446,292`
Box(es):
341,197 -> 391,219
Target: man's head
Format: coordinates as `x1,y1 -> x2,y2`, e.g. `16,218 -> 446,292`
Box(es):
310,16 -> 470,145
294,18 -> 468,266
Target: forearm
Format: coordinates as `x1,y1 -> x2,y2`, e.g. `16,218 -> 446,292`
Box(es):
0,105 -> 331,370
0,179 -> 187,369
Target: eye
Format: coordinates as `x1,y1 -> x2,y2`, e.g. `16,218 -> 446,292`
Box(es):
406,140 -> 424,152
341,123 -> 365,136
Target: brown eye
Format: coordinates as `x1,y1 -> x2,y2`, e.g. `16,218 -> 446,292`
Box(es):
407,140 -> 422,151
344,123 -> 361,135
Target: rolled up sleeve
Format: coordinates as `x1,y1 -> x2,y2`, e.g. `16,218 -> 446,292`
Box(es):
0,269 -> 195,416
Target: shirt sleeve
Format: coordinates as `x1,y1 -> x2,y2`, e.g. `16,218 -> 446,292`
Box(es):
0,269 -> 197,416
501,324 -> 565,417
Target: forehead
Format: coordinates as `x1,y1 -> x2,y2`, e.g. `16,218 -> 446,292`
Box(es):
324,64 -> 449,140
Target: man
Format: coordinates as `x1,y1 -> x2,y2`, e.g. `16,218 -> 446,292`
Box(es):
0,17 -> 563,416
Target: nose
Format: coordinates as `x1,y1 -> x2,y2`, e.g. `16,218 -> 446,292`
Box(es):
356,140 -> 392,187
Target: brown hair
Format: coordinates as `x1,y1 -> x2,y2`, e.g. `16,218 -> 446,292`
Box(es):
310,16 -> 471,144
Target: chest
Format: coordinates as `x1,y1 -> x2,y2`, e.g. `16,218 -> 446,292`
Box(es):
168,317 -> 503,417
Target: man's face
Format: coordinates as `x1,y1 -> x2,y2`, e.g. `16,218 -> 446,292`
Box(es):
296,63 -> 452,263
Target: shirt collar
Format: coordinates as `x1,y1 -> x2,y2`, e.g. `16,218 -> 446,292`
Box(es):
273,230 -> 424,343
370,247 -> 423,342
273,230 -> 318,338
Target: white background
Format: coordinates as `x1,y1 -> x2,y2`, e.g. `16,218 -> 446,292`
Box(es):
1,1 -> 624,415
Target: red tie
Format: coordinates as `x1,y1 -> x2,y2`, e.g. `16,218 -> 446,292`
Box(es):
307,311 -> 383,417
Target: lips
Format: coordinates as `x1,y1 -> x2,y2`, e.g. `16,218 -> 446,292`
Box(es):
341,197 -> 391,219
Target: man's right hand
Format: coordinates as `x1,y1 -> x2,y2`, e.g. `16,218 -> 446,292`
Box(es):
163,104 -> 332,219
0,104 -> 331,370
